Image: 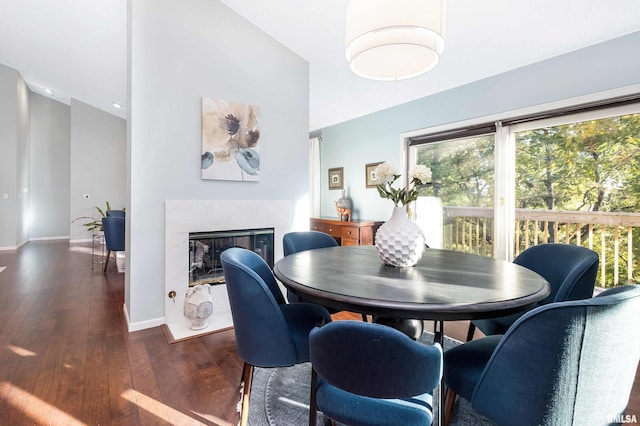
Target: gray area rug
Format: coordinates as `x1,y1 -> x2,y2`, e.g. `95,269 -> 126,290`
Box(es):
247,332 -> 495,425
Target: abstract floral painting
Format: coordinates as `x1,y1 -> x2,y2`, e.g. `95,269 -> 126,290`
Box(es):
201,97 -> 261,181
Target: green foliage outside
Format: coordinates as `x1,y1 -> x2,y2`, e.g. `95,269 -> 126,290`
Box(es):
515,113 -> 640,286
414,113 -> 640,287
417,136 -> 495,208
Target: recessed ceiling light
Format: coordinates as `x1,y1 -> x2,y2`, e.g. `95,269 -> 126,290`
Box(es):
112,102 -> 122,109
44,88 -> 54,96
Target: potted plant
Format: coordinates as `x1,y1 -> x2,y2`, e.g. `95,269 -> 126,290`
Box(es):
72,201 -> 124,233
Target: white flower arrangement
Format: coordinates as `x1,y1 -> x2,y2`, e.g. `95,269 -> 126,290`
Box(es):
374,162 -> 432,206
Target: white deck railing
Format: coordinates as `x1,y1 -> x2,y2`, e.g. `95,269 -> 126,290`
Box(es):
442,206 -> 640,287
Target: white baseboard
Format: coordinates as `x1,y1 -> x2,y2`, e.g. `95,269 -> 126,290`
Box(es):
126,305 -> 164,332
0,240 -> 28,251
1,237 -> 74,250
69,238 -> 93,243
30,236 -> 69,241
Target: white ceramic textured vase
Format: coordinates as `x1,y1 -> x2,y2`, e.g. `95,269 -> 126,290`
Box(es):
184,284 -> 214,330
375,206 -> 425,267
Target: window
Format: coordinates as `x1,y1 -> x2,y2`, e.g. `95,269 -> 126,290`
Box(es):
408,98 -> 640,287
512,107 -> 640,286
413,135 -> 495,255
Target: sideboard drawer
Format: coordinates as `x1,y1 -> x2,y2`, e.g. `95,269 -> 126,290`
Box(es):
310,220 -> 326,233
342,238 -> 359,246
325,224 -> 342,238
341,226 -> 360,240
310,218 -> 383,247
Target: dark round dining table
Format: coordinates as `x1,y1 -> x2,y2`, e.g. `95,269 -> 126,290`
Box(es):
274,245 -> 550,426
273,245 -> 550,322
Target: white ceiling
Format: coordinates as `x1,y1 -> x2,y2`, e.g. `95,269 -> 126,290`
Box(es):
1,0 -> 639,130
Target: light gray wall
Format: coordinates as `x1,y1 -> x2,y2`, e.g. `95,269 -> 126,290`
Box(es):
0,65 -> 124,247
127,0 -> 310,326
16,74 -> 30,245
0,64 -> 19,248
70,99 -> 126,241
318,31 -> 640,221
29,92 -> 71,239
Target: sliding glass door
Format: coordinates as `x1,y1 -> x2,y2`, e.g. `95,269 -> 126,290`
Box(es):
511,106 -> 640,286
409,102 -> 640,287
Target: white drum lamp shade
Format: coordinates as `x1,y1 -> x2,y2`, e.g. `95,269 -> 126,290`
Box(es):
345,0 -> 447,81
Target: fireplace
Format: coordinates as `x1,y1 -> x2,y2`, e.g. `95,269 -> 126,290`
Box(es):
164,199 -> 291,342
188,228 -> 274,286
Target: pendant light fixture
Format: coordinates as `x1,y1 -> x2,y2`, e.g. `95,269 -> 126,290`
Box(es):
345,0 -> 447,81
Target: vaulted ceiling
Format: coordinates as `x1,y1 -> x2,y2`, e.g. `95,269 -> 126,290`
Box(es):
1,0 -> 639,130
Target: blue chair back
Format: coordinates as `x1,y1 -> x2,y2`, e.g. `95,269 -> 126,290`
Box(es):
310,321 -> 442,399
283,231 -> 338,256
106,209 -> 125,218
471,285 -> 640,425
220,247 -> 297,367
472,243 -> 599,337
514,243 -> 598,305
102,217 -> 125,251
283,231 -> 339,303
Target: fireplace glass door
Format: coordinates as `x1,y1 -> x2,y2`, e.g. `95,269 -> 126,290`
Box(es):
188,228 -> 274,286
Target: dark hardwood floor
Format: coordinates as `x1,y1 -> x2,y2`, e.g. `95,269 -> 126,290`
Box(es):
0,241 -> 637,425
0,241 -> 242,425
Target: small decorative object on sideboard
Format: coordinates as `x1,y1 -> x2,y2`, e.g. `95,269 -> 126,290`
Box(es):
184,284 -> 214,330
373,162 -> 432,267
335,190 -> 352,221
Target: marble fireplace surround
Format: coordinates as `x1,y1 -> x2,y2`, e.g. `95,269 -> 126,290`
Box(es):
164,200 -> 291,342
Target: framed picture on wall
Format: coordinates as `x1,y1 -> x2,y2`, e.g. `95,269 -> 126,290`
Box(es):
328,167 -> 344,190
365,162 -> 383,188
201,97 -> 261,182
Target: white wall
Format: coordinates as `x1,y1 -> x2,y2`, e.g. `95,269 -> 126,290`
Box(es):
70,99 -> 126,241
16,74 -> 30,245
0,64 -> 19,248
0,64 -> 29,249
127,0 -> 309,326
29,92 -> 71,239
1,64 -> 124,247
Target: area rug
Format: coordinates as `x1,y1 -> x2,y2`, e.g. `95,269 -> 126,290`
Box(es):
247,332 -> 495,425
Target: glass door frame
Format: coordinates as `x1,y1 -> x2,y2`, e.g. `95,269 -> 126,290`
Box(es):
406,102 -> 640,262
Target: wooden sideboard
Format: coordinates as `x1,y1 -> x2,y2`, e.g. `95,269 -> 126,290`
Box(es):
310,217 -> 384,246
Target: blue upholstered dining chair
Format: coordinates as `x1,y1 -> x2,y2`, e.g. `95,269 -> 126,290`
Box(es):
283,231 -> 339,303
444,284 -> 640,426
220,247 -> 332,426
466,243 -> 599,341
105,209 -> 125,218
308,320 -> 443,426
101,216 -> 125,273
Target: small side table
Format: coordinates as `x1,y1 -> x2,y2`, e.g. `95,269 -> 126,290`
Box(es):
92,233 -> 105,271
